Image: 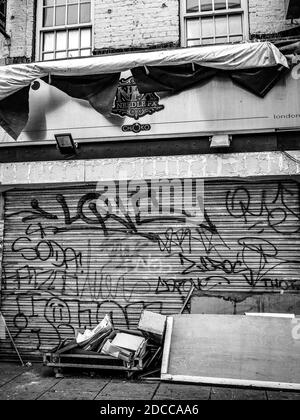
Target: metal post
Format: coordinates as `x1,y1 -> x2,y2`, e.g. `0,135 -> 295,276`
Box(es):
0,311 -> 25,366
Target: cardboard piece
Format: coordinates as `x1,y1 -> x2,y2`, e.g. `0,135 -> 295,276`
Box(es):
101,340 -> 134,362
76,314 -> 112,345
138,311 -> 166,343
111,333 -> 146,355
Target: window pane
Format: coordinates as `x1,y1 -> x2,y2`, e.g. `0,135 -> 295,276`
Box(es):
200,0 -> 212,12
202,38 -> 213,45
68,50 -> 80,57
214,0 -> 226,10
201,17 -> 214,38
67,4 -> 78,24
43,7 -> 54,26
68,29 -> 79,49
80,2 -> 91,23
186,0 -> 199,13
187,39 -> 201,46
43,32 -> 54,51
55,5 -> 66,25
67,0 -> 77,3
56,51 -> 67,59
56,0 -> 66,5
229,14 -> 242,33
230,34 -> 243,42
80,28 -> 91,47
228,0 -> 241,8
44,0 -> 54,5
56,31 -> 67,50
215,15 -> 227,36
80,48 -> 91,56
187,19 -> 200,39
43,52 -> 54,60
215,36 -> 228,43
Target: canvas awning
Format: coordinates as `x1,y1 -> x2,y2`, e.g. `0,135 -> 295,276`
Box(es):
0,42 -> 290,140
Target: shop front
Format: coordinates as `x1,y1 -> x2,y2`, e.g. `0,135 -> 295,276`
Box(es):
0,43 -> 300,359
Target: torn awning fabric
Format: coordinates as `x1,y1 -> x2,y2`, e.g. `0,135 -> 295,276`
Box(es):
0,86 -> 30,140
42,73 -> 121,116
131,64 -> 288,97
0,42 -> 289,140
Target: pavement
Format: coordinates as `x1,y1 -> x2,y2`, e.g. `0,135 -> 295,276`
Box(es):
1,362 -> 300,400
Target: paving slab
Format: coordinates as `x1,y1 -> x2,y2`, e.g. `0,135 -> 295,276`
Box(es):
0,363 -> 25,386
267,391 -> 300,400
0,389 -> 41,400
154,383 -> 211,400
211,387 -> 267,400
1,363 -> 300,401
53,377 -> 111,392
38,390 -> 98,400
96,380 -> 158,400
0,370 -> 60,394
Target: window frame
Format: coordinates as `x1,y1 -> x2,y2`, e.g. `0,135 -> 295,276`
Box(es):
36,0 -> 94,62
180,0 -> 249,47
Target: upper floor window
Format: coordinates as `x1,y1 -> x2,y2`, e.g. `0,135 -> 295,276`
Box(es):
182,0 -> 248,47
38,0 -> 92,61
0,0 -> 7,34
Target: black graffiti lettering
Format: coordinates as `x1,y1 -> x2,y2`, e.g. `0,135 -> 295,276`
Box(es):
12,237 -> 82,270
179,253 -> 245,276
7,198 -> 58,223
155,276 -> 231,296
226,183 -> 300,235
158,228 -> 192,254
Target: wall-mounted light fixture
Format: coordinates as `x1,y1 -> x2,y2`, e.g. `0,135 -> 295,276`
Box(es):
55,133 -> 78,157
209,134 -> 232,149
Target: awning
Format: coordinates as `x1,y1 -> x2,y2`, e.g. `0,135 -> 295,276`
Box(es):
0,42 -> 289,140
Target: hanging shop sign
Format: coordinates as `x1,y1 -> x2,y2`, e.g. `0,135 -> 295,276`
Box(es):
1,69 -> 300,143
111,76 -> 164,120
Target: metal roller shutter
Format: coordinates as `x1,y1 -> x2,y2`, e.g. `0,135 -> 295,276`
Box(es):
1,178 -> 300,359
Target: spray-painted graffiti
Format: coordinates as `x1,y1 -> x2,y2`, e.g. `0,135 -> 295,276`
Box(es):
1,180 -> 300,355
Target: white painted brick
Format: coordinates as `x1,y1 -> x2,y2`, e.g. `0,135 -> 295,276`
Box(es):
94,0 -> 180,50
249,0 -> 293,35
1,152 -> 300,186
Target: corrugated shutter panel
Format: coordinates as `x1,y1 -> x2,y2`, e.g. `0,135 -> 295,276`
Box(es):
1,178 -> 300,359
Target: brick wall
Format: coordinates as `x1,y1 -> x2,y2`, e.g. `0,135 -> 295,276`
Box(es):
93,0 -> 180,52
249,0 -> 296,36
0,151 -> 300,185
0,0 -> 35,65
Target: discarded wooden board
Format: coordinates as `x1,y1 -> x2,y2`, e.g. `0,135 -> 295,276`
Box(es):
161,315 -> 300,390
111,333 -> 146,353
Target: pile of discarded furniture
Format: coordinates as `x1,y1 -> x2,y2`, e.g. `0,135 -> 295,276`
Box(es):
43,311 -> 166,378
44,301 -> 300,390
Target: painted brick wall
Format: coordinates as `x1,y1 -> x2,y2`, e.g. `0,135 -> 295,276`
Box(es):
0,151 -> 300,185
0,0 -> 35,65
249,0 -> 296,36
93,0 -> 180,52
